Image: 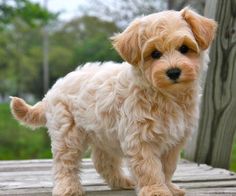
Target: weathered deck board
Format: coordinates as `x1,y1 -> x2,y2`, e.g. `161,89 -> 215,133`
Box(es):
0,159 -> 235,195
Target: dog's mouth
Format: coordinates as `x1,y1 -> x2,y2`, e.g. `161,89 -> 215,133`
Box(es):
154,77 -> 197,91
171,80 -> 180,84
170,77 -> 197,86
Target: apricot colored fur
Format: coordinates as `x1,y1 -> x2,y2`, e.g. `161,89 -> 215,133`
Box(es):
10,7 -> 216,196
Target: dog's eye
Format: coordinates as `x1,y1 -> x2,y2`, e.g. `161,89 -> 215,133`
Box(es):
151,50 -> 162,59
179,45 -> 189,54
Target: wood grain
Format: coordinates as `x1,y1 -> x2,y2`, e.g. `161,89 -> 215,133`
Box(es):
0,159 -> 236,195
186,0 -> 236,169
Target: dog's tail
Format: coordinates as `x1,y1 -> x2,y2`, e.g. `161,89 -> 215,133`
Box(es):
10,97 -> 46,129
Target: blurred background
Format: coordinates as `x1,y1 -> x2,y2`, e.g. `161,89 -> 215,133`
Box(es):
0,0 -> 235,171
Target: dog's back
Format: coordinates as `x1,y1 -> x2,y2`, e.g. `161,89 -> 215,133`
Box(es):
10,61 -> 131,131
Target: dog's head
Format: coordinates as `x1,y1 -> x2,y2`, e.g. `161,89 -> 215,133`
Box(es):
112,8 -> 217,91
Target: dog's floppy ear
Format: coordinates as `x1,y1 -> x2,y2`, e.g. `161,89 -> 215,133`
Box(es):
181,7 -> 217,50
111,19 -> 141,66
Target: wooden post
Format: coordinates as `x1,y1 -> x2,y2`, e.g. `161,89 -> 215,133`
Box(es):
43,0 -> 49,94
185,0 -> 236,169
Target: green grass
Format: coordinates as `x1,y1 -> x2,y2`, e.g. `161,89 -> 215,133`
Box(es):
230,136 -> 236,171
0,103 -> 51,160
0,103 -> 236,172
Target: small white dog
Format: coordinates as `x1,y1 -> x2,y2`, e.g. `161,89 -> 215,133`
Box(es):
10,7 -> 216,196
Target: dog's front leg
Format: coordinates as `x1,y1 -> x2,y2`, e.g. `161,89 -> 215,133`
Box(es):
128,146 -> 172,196
161,142 -> 186,196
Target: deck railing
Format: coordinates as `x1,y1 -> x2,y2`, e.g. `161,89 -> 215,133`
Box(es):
185,0 -> 236,170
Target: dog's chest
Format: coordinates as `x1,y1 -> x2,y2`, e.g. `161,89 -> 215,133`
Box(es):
153,105 -> 195,141
135,97 -> 197,143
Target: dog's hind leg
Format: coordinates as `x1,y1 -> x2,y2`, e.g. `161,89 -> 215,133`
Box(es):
91,147 -> 135,189
48,102 -> 87,196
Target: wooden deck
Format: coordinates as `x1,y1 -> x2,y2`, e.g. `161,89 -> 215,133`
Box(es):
0,159 -> 236,196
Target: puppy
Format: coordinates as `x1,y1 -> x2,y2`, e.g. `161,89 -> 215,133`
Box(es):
10,7 -> 216,196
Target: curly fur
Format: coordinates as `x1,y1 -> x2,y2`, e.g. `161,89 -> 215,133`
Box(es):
10,7 -> 216,196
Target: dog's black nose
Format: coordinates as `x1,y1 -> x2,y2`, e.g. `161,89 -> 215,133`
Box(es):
166,68 -> 181,81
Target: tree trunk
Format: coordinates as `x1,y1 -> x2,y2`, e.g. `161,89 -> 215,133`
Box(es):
185,0 -> 236,169
167,0 -> 175,9
43,0 -> 49,94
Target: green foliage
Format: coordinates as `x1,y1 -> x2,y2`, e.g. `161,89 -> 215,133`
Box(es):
49,16 -> 121,84
75,33 -> 119,63
0,0 -> 56,28
0,0 -> 56,98
230,137 -> 236,171
0,21 -> 43,97
0,14 -> 122,98
0,103 -> 51,160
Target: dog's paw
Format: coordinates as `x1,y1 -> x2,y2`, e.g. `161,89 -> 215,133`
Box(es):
110,177 -> 135,190
119,177 -> 135,189
52,183 -> 85,196
167,183 -> 185,196
138,184 -> 172,196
